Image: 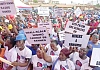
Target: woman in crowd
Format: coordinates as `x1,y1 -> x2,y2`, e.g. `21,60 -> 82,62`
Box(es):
41,47 -> 75,70
45,40 -> 61,56
28,48 -> 50,70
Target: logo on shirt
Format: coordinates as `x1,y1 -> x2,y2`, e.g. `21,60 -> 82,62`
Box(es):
60,65 -> 66,70
50,51 -> 55,55
37,62 -> 42,67
76,60 -> 82,67
17,54 -> 20,60
37,62 -> 47,69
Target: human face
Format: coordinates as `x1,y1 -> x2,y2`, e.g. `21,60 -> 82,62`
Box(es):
16,40 -> 24,49
2,29 -> 7,36
59,52 -> 67,61
37,50 -> 43,59
79,48 -> 87,58
5,38 -> 10,46
92,36 -> 99,44
50,43 -> 57,51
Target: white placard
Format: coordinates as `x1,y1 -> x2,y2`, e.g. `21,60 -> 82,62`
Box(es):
0,0 -> 16,16
74,7 -> 82,17
59,31 -> 65,41
24,27 -> 50,44
65,21 -> 90,34
64,34 -> 90,48
90,48 -> 100,67
38,7 -> 49,16
38,22 -> 52,34
0,57 -> 13,66
54,8 -> 64,17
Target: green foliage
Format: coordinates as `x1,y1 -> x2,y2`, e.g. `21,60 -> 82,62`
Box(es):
33,0 -> 38,3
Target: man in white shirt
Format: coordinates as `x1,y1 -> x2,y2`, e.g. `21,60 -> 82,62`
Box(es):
12,34 -> 32,70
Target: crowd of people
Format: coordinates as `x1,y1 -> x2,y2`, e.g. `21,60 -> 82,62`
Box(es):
0,7 -> 100,70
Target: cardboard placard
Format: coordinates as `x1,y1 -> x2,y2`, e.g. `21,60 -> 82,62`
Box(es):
0,0 -> 16,16
74,7 -> 82,17
64,34 -> 90,48
0,57 -> 13,66
54,8 -> 64,17
59,31 -> 65,41
90,48 -> 100,67
65,21 -> 90,34
38,7 -> 49,16
24,27 -> 50,44
38,22 -> 52,34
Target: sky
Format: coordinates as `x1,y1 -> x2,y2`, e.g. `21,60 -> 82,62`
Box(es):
44,0 -> 100,4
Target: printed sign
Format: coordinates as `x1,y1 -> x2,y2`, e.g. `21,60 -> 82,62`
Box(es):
65,21 -> 90,34
54,8 -> 64,17
90,48 -> 100,67
74,7 -> 82,17
38,7 -> 49,16
38,22 -> 52,34
0,0 -> 16,16
24,27 -> 50,44
64,34 -> 90,48
59,31 -> 65,41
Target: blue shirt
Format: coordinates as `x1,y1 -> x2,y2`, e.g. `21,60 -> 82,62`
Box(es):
87,41 -> 100,58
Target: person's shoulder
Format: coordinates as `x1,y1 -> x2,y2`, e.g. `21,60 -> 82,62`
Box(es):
25,46 -> 32,53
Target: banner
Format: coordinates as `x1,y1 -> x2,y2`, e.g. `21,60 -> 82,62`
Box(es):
0,0 -> 16,16
65,21 -> 90,34
24,27 -> 50,44
38,7 -> 49,16
59,31 -> 65,41
64,34 -> 90,48
90,48 -> 100,67
38,22 -> 52,34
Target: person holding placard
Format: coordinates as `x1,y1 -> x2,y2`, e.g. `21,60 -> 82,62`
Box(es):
28,48 -> 50,70
0,35 -> 17,70
41,47 -> 75,70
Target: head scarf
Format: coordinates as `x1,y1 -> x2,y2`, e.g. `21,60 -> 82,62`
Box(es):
60,48 -> 71,57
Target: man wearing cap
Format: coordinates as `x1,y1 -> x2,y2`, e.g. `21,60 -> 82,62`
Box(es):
12,34 -> 32,70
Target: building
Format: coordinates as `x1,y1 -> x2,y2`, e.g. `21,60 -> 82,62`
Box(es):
21,0 -> 44,3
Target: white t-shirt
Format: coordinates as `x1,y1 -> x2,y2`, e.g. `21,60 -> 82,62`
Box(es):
51,56 -> 75,70
3,46 -> 17,70
31,55 -> 49,70
70,52 -> 89,70
46,44 -> 61,56
16,46 -> 32,70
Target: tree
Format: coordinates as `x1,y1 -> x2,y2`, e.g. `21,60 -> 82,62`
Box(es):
33,0 -> 38,3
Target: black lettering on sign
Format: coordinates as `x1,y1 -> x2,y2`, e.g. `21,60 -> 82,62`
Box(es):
72,35 -> 83,38
69,26 -> 73,29
1,6 -> 10,9
42,36 -> 47,38
75,39 -> 77,42
2,10 -> 11,13
69,43 -> 82,47
73,30 -> 77,33
30,37 -> 41,39
96,61 -> 100,65
26,32 -> 30,34
32,34 -> 42,36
